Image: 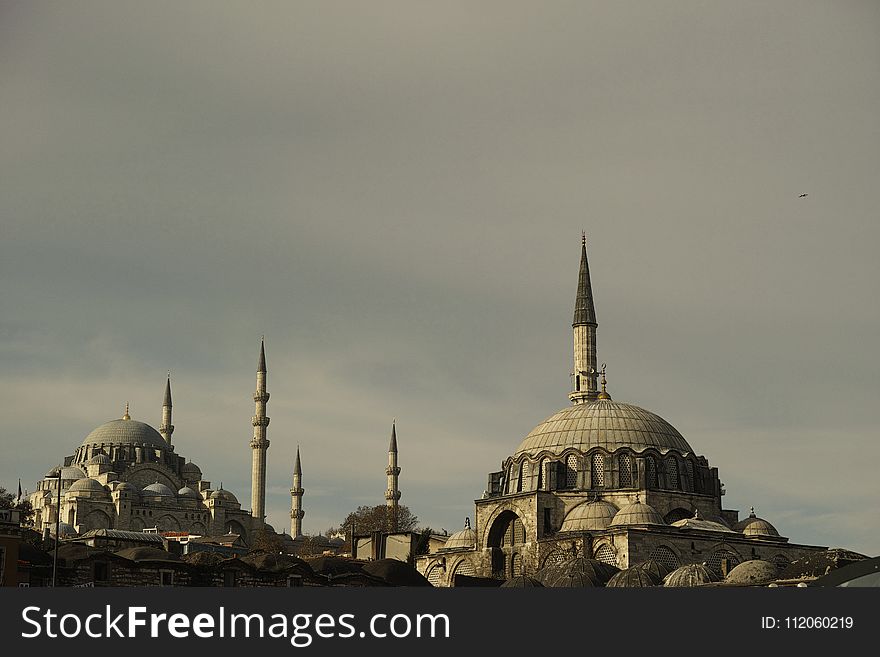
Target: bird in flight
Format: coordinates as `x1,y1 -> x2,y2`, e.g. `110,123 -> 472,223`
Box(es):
798,193 -> 808,198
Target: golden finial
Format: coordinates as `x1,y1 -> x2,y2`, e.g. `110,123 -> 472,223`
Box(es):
597,363 -> 612,400
123,402 -> 131,420
581,231 -> 586,246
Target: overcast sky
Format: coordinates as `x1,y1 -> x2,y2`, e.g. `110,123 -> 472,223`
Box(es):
1,1 -> 878,555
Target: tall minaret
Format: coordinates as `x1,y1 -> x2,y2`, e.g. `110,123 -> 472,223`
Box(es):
158,373 -> 174,447
250,338 -> 270,522
569,234 -> 599,404
384,420 -> 401,531
290,446 -> 304,537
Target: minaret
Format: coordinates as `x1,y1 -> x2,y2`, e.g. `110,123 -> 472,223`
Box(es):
158,373 -> 174,447
569,234 -> 599,404
250,338 -> 270,522
384,420 -> 401,531
290,446 -> 304,537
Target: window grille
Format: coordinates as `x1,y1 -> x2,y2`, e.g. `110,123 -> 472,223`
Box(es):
594,544 -> 616,566
538,459 -> 547,489
427,566 -> 442,586
522,461 -> 531,491
773,555 -> 789,572
707,550 -> 740,577
565,455 -> 579,488
647,546 -> 680,571
619,453 -> 633,487
513,518 -> 526,545
646,457 -> 657,488
665,458 -> 679,490
542,550 -> 567,569
511,554 -> 523,577
591,453 -> 605,487
684,460 -> 694,492
453,560 -> 476,577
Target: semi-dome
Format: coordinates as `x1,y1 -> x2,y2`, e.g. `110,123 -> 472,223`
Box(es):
81,417 -> 167,449
142,482 -> 175,498
514,399 -> 693,458
609,497 -> 666,527
87,453 -> 112,465
560,500 -> 619,532
178,487 -> 200,499
67,478 -> 108,496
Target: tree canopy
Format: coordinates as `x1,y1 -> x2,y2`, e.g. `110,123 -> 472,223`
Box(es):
340,504 -> 419,535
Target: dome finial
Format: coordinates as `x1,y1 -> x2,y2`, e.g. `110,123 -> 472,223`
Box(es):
749,506 -> 756,517
597,363 -> 612,400
464,517 -> 471,529
123,402 -> 130,421
634,494 -> 641,504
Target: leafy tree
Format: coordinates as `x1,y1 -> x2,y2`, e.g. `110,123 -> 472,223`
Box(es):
340,504 -> 419,537
249,527 -> 285,553
0,485 -> 34,524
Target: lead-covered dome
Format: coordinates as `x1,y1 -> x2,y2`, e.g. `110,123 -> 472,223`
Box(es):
143,482 -> 175,498
514,399 -> 693,458
560,500 -> 619,532
81,417 -> 166,449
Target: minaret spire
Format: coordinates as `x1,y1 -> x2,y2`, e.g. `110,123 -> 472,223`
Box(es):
159,372 -> 174,447
250,337 -> 270,523
569,235 -> 599,404
385,419 -> 401,531
290,446 -> 304,538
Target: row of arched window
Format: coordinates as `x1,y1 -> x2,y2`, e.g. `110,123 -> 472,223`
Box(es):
503,452 -> 704,494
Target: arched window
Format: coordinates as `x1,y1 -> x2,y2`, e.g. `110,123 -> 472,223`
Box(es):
591,453 -> 605,488
507,464 -> 516,494
646,457 -> 657,488
707,549 -> 740,577
684,460 -> 694,492
618,453 -> 634,487
565,454 -> 579,489
522,461 -> 532,491
665,457 -> 679,490
502,517 -> 526,547
647,546 -> 680,571
516,461 -> 524,493
426,566 -> 443,587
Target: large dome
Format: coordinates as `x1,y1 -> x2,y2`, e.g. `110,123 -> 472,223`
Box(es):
514,399 -> 693,457
81,418 -> 167,449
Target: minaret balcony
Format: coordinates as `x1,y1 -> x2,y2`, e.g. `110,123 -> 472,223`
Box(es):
385,466 -> 401,476
252,416 -> 270,427
253,392 -> 270,403
250,438 -> 270,449
290,487 -> 304,496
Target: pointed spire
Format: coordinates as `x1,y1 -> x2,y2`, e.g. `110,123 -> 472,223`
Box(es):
389,419 -> 398,453
294,446 -> 302,476
573,233 -> 597,326
163,372 -> 172,407
258,336 -> 267,372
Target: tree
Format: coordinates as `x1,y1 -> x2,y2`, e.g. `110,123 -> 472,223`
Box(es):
340,504 -> 419,537
0,485 -> 34,525
249,527 -> 285,553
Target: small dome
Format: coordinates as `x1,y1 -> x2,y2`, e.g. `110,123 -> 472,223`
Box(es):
735,508 -> 780,537
143,482 -> 175,498
328,537 -> 345,548
561,500 -> 619,532
181,462 -> 202,477
664,563 -> 720,587
81,417 -> 167,449
45,466 -> 61,478
87,453 -> 112,465
725,560 -> 779,586
501,575 -> 544,588
115,482 -> 138,493
310,534 -> 330,547
210,488 -> 238,503
50,522 -> 77,538
538,557 -> 619,587
178,487 -> 200,499
443,525 -> 477,550
67,478 -> 108,496
609,498 -> 665,527
606,567 -> 660,587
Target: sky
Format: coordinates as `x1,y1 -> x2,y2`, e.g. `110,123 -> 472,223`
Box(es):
1,1 -> 878,555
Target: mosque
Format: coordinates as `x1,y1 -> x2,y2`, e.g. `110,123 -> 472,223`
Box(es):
415,237 -> 827,586
28,341 -> 278,546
